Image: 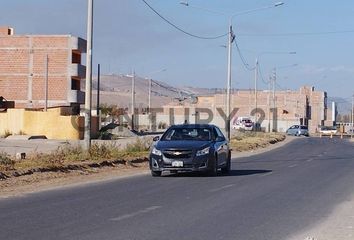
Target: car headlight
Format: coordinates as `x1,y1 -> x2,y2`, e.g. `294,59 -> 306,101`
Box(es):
196,147 -> 210,156
152,147 -> 162,156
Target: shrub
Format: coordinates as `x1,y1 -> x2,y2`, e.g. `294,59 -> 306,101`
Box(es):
3,129 -> 12,138
0,152 -> 15,171
18,130 -> 26,135
89,143 -> 116,160
125,138 -> 152,152
158,122 -> 167,129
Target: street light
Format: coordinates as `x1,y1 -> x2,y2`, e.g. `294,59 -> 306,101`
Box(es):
254,52 -> 296,131
181,2 -> 284,140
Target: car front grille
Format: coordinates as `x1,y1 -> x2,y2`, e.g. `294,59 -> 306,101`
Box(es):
162,150 -> 193,159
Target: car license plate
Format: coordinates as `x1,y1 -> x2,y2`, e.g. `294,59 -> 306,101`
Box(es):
172,161 -> 183,167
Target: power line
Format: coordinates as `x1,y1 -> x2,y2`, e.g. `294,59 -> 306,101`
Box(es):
258,63 -> 270,85
276,82 -> 286,91
233,36 -> 255,71
141,0 -> 228,40
239,30 -> 354,37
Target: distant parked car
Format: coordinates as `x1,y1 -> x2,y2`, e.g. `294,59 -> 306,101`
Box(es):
286,125 -> 309,136
149,124 -> 231,177
232,116 -> 254,131
319,126 -> 337,135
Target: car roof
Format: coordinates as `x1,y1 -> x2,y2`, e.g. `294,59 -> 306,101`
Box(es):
170,124 -> 216,129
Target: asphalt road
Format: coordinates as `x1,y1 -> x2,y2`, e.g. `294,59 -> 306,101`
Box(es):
1,137 -> 353,240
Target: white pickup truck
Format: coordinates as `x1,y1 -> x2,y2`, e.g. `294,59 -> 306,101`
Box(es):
232,117 -> 254,131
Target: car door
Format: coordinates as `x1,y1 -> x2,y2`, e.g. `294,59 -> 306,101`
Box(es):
213,127 -> 228,166
289,125 -> 298,135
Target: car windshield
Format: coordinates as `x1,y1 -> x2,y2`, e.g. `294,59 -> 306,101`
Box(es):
300,126 -> 308,129
161,127 -> 212,141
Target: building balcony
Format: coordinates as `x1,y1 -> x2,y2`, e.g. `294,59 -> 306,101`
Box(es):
68,90 -> 85,104
70,36 -> 87,53
70,64 -> 86,79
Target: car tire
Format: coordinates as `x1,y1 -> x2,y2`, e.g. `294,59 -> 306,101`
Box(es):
208,155 -> 218,177
221,152 -> 231,174
151,170 -> 162,177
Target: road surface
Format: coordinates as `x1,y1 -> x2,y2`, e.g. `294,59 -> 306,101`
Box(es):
0,137 -> 353,240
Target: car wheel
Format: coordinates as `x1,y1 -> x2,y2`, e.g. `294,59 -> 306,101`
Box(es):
208,155 -> 218,177
221,152 -> 231,174
151,170 -> 162,177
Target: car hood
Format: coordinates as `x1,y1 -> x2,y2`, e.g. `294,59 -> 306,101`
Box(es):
155,140 -> 211,150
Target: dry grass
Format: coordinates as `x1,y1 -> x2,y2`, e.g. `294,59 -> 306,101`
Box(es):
1,129 -> 12,138
230,132 -> 286,152
1,138 -> 151,173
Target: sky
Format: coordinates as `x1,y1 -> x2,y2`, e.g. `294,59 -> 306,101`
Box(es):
1,0 -> 354,100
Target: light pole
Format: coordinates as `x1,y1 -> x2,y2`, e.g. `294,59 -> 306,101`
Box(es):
84,0 -> 93,150
181,1 -> 284,140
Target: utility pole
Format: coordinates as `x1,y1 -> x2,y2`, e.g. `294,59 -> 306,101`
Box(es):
131,70 -> 135,130
267,76 -> 271,132
96,63 -> 100,131
254,58 -> 258,131
272,68 -> 276,132
96,64 -> 100,116
84,0 -> 93,150
44,54 -> 48,111
148,78 -> 152,130
226,24 -> 234,140
350,95 -> 354,138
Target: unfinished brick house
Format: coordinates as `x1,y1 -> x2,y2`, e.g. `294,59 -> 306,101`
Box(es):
0,26 -> 86,111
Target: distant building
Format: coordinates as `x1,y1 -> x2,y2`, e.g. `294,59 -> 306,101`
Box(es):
0,26 -> 86,111
158,86 -> 334,134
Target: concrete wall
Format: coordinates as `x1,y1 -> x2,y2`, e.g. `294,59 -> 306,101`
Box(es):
157,86 -> 328,133
126,113 -> 299,133
0,108 -> 84,139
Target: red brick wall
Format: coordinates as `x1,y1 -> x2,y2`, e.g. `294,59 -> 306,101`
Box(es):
0,27 -> 12,36
0,35 -> 78,108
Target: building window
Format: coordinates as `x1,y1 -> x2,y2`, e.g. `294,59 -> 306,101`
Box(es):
72,50 -> 81,64
71,78 -> 80,90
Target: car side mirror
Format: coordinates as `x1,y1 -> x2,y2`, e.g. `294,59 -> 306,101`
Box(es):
153,136 -> 160,141
215,136 -> 224,142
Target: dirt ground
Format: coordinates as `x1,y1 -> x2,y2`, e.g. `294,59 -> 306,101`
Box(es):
0,162 -> 149,199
